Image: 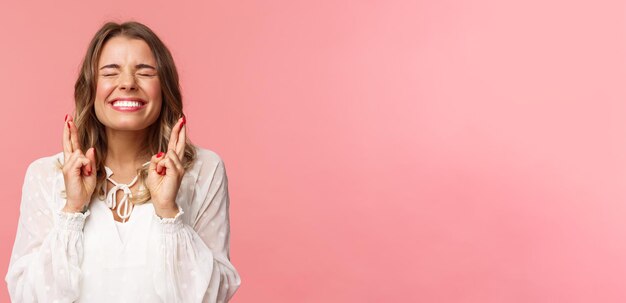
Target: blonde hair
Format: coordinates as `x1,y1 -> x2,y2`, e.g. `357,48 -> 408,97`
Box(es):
57,20 -> 197,205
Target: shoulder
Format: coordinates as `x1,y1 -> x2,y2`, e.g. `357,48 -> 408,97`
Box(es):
19,152 -> 65,206
193,145 -> 225,166
178,146 -> 229,215
23,151 -> 64,179
191,145 -> 227,177
187,145 -> 229,203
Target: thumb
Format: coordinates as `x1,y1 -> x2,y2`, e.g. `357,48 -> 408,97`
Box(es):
85,147 -> 96,176
150,151 -> 165,174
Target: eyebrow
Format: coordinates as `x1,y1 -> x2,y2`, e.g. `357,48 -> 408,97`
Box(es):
99,63 -> 156,70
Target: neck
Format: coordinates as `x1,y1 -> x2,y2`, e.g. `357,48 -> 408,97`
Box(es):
105,127 -> 151,169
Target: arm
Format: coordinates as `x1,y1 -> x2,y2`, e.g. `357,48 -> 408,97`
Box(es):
152,158 -> 241,303
5,159 -> 89,303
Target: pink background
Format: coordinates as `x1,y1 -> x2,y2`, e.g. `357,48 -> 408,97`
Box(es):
2,0 -> 626,302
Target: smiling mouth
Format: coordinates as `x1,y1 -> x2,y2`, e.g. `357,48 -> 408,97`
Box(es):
109,100 -> 146,112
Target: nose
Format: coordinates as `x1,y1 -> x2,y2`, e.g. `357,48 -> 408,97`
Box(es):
118,70 -> 137,91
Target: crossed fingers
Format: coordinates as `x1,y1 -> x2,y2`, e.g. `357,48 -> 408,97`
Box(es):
62,115 -> 92,175
155,116 -> 186,175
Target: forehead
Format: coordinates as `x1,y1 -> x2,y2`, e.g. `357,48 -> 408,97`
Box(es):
98,36 -> 156,66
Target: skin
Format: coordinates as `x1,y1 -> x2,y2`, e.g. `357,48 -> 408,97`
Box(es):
62,36 -> 186,220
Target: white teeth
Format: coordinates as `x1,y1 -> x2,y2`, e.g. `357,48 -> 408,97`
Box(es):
112,101 -> 143,107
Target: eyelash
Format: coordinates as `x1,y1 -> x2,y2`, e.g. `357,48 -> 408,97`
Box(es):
102,74 -> 155,77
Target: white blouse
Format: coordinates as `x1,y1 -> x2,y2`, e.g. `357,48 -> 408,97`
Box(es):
114,221 -> 131,244
5,146 -> 242,302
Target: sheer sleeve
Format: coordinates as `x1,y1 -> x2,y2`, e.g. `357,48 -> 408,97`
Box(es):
151,156 -> 242,303
5,157 -> 90,303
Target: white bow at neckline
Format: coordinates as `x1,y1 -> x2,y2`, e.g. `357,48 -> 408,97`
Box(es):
103,162 -> 151,223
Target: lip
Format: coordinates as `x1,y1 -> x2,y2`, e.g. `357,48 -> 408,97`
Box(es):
109,97 -> 147,104
108,97 -> 147,112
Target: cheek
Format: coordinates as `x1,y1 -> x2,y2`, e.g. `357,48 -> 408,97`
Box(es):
148,80 -> 161,99
94,80 -> 113,115
96,80 -> 115,98
152,100 -> 163,114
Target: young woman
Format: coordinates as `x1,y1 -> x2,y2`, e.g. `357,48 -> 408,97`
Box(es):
5,21 -> 241,302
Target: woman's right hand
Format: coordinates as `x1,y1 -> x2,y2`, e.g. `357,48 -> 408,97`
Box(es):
61,114 -> 97,213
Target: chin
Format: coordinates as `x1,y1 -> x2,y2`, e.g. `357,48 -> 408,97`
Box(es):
106,119 -> 151,131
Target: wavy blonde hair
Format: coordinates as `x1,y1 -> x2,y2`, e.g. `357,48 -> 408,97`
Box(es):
57,20 -> 197,205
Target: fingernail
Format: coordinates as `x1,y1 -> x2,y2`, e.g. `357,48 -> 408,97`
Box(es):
64,114 -> 68,122
156,152 -> 164,158
181,115 -> 186,126
66,121 -> 70,129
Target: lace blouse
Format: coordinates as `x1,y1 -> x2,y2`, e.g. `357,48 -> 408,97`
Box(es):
5,146 -> 242,302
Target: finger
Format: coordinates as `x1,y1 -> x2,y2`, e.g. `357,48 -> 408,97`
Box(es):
157,157 -> 174,176
68,150 -> 89,176
63,114 -> 73,163
150,151 -> 165,175
167,117 -> 184,153
85,147 -> 96,176
167,149 -> 184,173
176,118 -> 186,158
64,150 -> 78,174
156,157 -> 168,175
68,119 -> 81,153
72,150 -> 90,176
76,157 -> 91,176
157,150 -> 182,175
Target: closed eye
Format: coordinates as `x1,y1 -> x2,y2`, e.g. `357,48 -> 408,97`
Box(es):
101,74 -> 155,77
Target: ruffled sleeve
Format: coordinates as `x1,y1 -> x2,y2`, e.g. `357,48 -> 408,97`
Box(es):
151,154 -> 242,303
5,156 -> 90,303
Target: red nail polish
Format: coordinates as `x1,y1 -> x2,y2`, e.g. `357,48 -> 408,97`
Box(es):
156,152 -> 164,158
181,115 -> 186,126
64,114 -> 68,122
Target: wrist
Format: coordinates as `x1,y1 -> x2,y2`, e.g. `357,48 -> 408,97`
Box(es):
154,204 -> 179,218
63,202 -> 88,214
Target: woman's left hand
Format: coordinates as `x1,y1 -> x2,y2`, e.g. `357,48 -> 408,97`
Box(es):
146,116 -> 187,218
